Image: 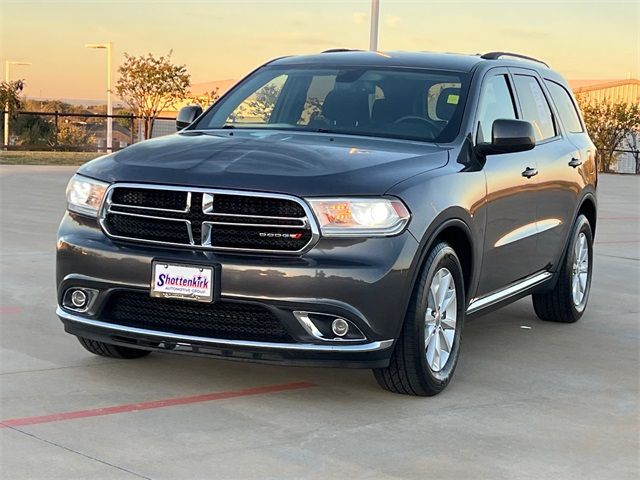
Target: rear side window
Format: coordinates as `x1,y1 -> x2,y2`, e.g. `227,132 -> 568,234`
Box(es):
514,75 -> 556,141
476,74 -> 517,144
545,80 -> 584,133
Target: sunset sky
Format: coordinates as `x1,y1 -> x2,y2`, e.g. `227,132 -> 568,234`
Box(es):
2,0 -> 639,101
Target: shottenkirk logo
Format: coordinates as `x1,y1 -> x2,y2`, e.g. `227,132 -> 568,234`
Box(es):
156,274 -> 208,289
258,232 -> 304,239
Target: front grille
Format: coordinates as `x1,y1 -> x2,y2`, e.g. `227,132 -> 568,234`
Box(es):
105,214 -> 192,244
101,185 -> 316,253
111,188 -> 189,211
104,291 -> 294,343
211,194 -> 305,217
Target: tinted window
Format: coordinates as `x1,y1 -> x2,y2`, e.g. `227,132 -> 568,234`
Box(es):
476,75 -> 517,144
545,80 -> 583,133
227,74 -> 287,124
514,75 -> 556,141
194,66 -> 470,143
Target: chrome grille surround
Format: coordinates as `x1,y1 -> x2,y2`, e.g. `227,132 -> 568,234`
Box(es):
98,183 -> 320,254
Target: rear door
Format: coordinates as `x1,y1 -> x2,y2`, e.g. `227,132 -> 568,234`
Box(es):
475,69 -> 539,297
541,78 -> 596,266
509,68 -> 583,271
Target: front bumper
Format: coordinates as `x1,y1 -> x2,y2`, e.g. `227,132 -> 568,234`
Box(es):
57,212 -> 420,368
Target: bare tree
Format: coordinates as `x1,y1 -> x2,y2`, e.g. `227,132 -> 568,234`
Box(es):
248,84 -> 280,121
116,51 -> 190,139
624,128 -> 640,174
187,87 -> 220,110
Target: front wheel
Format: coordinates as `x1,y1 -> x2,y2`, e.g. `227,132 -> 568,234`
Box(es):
532,214 -> 593,323
373,241 -> 465,396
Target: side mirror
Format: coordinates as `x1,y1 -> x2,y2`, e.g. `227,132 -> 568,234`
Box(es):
176,105 -> 203,131
475,119 -> 536,156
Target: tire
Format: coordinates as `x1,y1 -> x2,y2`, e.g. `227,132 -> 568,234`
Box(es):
373,241 -> 465,396
532,214 -> 593,323
77,336 -> 152,359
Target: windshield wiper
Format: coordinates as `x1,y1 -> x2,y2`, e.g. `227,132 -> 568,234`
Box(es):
221,125 -> 236,129
314,128 -> 335,134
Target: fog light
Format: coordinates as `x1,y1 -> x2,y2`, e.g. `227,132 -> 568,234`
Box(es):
70,290 -> 87,308
331,318 -> 349,337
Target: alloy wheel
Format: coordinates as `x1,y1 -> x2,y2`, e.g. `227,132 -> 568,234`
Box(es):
571,232 -> 589,306
425,267 -> 457,372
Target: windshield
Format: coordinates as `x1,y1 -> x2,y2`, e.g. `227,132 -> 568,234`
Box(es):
193,66 -> 470,143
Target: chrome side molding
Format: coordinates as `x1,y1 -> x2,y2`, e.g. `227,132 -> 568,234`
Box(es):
467,271 -> 552,314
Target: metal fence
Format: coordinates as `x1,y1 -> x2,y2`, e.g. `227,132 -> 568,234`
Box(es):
1,111 -> 177,152
611,149 -> 640,174
3,110 -> 640,173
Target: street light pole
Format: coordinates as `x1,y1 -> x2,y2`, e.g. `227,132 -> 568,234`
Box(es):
85,42 -> 113,152
3,60 -> 31,149
369,0 -> 380,51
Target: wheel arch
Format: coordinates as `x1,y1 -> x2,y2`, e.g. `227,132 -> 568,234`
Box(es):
542,192 -> 597,293
577,194 -> 597,236
390,213 -> 477,346
410,213 -> 476,305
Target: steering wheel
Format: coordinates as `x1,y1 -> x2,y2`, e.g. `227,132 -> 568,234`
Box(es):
393,115 -> 441,138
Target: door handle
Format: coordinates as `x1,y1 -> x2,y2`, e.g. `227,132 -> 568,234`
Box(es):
522,167 -> 538,178
568,157 -> 582,168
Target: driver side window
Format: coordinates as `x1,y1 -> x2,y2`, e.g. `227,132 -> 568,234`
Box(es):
476,75 -> 517,144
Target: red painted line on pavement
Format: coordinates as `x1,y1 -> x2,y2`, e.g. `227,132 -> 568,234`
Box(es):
0,306 -> 23,315
0,381 -> 315,429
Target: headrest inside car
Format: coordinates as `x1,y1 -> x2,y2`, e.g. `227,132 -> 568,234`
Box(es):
322,88 -> 370,127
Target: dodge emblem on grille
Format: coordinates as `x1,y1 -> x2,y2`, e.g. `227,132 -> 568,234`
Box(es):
259,232 -> 304,239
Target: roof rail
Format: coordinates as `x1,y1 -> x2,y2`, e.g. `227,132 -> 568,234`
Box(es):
480,51 -> 549,68
321,48 -> 362,54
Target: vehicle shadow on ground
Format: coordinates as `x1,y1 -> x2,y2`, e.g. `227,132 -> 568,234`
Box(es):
82,297 -> 547,402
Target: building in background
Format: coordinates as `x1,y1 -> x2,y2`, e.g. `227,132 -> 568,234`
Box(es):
570,78 -> 640,104
570,78 -> 640,174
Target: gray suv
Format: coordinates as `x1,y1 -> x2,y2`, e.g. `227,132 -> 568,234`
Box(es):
57,51 -> 597,396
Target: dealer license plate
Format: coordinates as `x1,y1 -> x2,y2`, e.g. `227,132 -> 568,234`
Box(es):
150,262 -> 214,303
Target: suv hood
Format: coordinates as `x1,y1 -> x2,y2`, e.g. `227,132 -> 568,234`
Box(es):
79,130 -> 449,196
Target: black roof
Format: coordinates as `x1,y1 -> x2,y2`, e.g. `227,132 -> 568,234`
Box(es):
269,50 -> 550,73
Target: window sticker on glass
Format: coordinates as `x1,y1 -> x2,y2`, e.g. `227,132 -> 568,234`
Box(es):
447,94 -> 460,105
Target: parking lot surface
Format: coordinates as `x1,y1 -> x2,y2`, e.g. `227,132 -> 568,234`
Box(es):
1,166 -> 638,480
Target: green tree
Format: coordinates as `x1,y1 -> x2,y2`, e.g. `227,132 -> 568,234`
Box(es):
1,79 -> 25,133
53,122 -> 95,151
14,114 -> 54,147
116,51 -> 190,139
577,95 -> 640,172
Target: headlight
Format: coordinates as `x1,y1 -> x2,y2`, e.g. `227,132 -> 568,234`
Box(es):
65,174 -> 109,217
306,198 -> 410,237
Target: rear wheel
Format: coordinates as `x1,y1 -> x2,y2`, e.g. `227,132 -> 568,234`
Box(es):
77,336 -> 151,359
532,214 -> 593,323
373,241 -> 465,396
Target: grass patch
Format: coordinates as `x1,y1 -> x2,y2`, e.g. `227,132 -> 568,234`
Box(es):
0,151 -> 103,166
